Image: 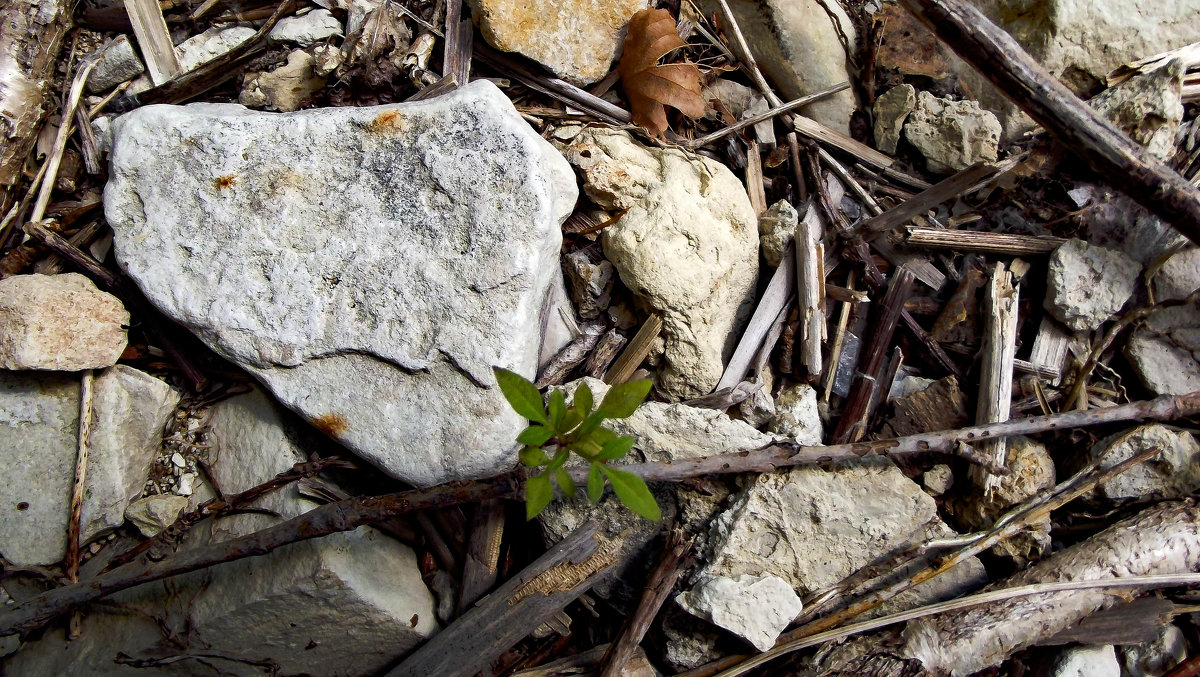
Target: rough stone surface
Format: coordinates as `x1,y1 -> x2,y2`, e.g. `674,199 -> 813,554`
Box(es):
1051,645 -> 1120,677
949,437 -> 1054,562
1090,60 -> 1185,160
106,81 -> 577,486
560,128 -> 759,400
903,91 -> 1001,174
873,84 -> 916,154
923,464 -> 954,495
240,49 -> 327,112
124,494 -> 190,537
1045,238 -> 1140,332
767,382 -> 822,445
700,0 -> 858,134
758,199 -> 798,268
1120,623 -> 1187,677
0,366 -> 178,566
0,273 -> 129,370
957,0 -> 1200,139
1126,301 -> 1200,396
86,35 -> 145,94
1154,247 -> 1200,302
565,249 -> 615,319
468,0 -> 650,85
268,8 -> 343,45
703,458 -> 986,607
128,27 -> 257,95
1092,425 -> 1200,500
676,574 -> 803,652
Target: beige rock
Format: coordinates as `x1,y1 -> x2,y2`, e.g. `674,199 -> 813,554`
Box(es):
469,0 -> 651,85
758,199 -> 798,268
559,129 -> 759,399
873,84 -> 916,154
0,273 -> 128,370
125,494 -> 190,537
903,91 -> 1001,174
1090,60 -> 1185,160
240,49 -> 327,112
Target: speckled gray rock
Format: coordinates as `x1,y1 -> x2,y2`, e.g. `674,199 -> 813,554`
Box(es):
105,81 -> 577,486
0,366 -> 178,566
1154,247 -> 1200,302
767,382 -> 822,445
1090,60 -> 1185,160
124,494 -> 190,537
0,273 -> 129,370
1092,425 -> 1200,500
873,84 -> 916,154
86,35 -> 145,93
268,8 -> 343,45
676,574 -> 802,652
1120,624 -> 1187,677
1126,301 -> 1200,396
1045,238 -> 1140,332
1051,645 -> 1120,677
559,128 -> 759,400
758,199 -> 798,268
904,91 -> 1001,173
468,0 -> 651,85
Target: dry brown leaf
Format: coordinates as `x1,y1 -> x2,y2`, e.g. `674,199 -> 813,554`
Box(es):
876,2 -> 950,79
618,8 -> 705,137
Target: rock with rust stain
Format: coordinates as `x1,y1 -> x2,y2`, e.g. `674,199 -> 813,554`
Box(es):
105,81 -> 578,486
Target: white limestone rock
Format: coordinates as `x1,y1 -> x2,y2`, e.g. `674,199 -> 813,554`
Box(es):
676,574 -> 802,652
105,81 -> 577,486
873,84 -> 916,155
923,464 -> 954,496
758,199 -> 798,268
698,0 -> 858,134
1045,238 -> 1140,332
560,128 -> 759,400
1092,425 -> 1200,500
468,0 -> 651,86
240,49 -> 327,112
1126,301 -> 1200,396
0,366 -> 178,566
0,273 -> 128,370
1051,645 -> 1120,677
268,8 -> 343,46
1090,60 -> 1185,160
127,27 -> 257,95
1154,247 -> 1200,302
767,382 -> 822,445
903,91 -> 1001,174
86,35 -> 145,93
124,494 -> 190,537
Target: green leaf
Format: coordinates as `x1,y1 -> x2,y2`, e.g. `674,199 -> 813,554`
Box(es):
494,367 -> 548,425
525,473 -> 553,520
599,466 -> 661,521
597,435 -> 635,461
587,464 -> 605,502
547,390 -> 567,430
574,382 -> 594,417
574,411 -> 607,440
548,448 -> 570,471
555,468 -> 576,498
516,425 -> 554,446
560,407 -> 584,435
596,379 -> 653,419
519,445 -> 550,467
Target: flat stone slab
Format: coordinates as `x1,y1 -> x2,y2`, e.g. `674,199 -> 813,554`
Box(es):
105,81 -> 577,486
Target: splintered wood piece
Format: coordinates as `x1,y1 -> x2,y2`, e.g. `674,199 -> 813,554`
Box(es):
878,375 -> 968,438
474,43 -> 631,124
932,262 -> 986,343
901,309 -> 963,379
873,237 -> 947,290
123,0 -> 181,84
971,263 -> 1019,494
793,114 -> 896,172
536,321 -> 606,387
604,314 -> 661,385
832,265 -> 916,443
716,243 -> 796,391
857,162 -> 998,238
584,329 -> 626,380
1028,316 -> 1071,384
457,499 -> 506,616
745,140 -> 767,216
795,204 -> 826,376
907,227 -> 1065,254
442,0 -> 472,89
823,271 -> 858,403
389,522 -> 619,677
899,0 -> 1200,246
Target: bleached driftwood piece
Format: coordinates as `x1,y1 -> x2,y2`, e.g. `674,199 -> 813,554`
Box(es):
604,314 -> 661,385
716,244 -> 795,391
971,263 -> 1018,494
123,0 -> 181,84
794,203 -> 825,376
1028,315 -> 1071,384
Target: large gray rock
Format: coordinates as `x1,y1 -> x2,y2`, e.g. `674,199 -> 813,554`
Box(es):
1092,425 -> 1200,500
469,0 -> 650,86
0,366 -> 178,566
559,128 -> 759,400
1154,247 -> 1200,302
1045,238 -> 1140,332
0,273 -> 129,370
105,81 -> 577,486
958,0 -> 1200,140
903,91 -> 1001,174
699,0 -> 858,134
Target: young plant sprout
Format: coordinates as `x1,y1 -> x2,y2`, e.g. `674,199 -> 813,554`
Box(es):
492,367 -> 661,522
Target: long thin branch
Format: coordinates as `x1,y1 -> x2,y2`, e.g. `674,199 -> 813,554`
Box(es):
687,84 -> 850,149
3,393 -> 1197,636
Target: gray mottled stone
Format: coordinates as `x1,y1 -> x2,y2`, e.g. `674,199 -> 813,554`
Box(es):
268,8 -> 343,45
903,91 -> 1001,174
105,81 -> 576,486
1126,302 -> 1200,396
1120,624 -> 1187,677
1052,645 -> 1120,677
559,128 -> 759,400
0,366 -> 178,566
1092,425 -> 1200,500
124,494 -> 189,537
767,382 -> 822,445
758,199 -> 798,268
1045,238 -> 1140,332
0,273 -> 129,371
873,84 -> 916,154
676,574 -> 802,652
1090,60 -> 1185,160
1155,247 -> 1200,302
86,35 -> 145,94
239,49 -> 326,112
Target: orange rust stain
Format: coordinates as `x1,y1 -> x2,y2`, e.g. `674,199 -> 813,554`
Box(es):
311,413 -> 348,437
213,175 -> 237,189
368,110 -> 406,134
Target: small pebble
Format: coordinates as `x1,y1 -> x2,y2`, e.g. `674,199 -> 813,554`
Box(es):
171,452 -> 186,468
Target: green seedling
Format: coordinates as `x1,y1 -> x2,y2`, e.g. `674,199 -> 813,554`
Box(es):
492,367 -> 661,522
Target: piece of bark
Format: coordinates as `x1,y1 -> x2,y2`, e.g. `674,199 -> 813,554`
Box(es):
537,321 -> 606,387
604,315 -> 661,385
823,271 -> 858,402
900,0 -> 1200,246
716,242 -> 795,391
584,329 -> 626,380
745,140 -> 766,216
931,263 -> 986,343
389,522 -> 621,677
457,498 -> 505,616
900,310 -> 963,379
795,204 -> 826,376
906,226 -> 1065,254
878,375 -> 969,438
1028,315 -> 1071,384
123,0 -> 180,84
970,263 -> 1018,495
1041,596 -> 1177,646
833,266 -> 916,443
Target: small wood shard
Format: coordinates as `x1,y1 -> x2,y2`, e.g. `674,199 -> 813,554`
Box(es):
509,531 -> 624,605
123,0 -> 181,84
971,263 -> 1019,494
